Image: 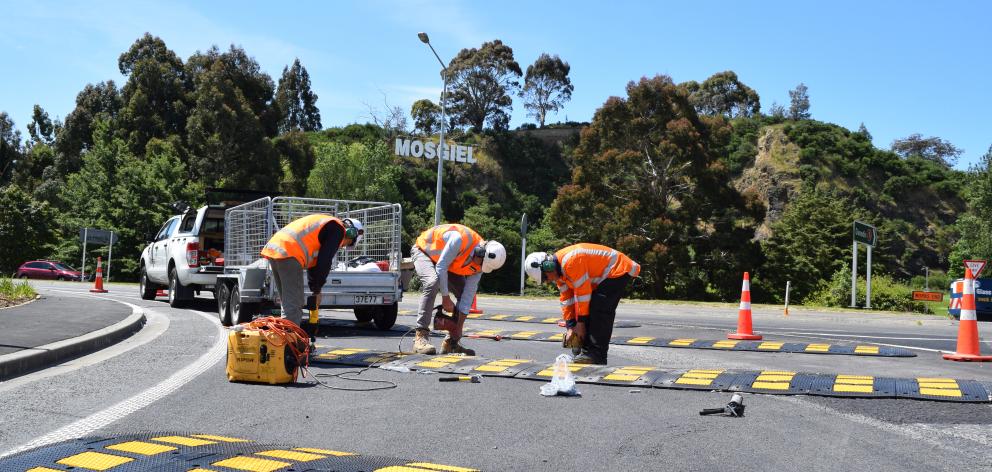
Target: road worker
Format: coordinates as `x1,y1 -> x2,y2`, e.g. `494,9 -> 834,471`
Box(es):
261,215 -> 363,326
412,224 -> 507,355
525,243 -> 640,364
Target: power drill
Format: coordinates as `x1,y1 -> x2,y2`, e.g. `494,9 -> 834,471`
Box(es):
699,393 -> 746,417
306,294 -> 321,343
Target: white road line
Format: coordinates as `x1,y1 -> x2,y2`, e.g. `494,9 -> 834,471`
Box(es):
0,296 -> 227,458
0,291 -> 169,394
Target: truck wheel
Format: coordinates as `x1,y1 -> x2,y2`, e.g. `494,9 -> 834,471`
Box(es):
139,267 -> 157,300
217,282 -> 233,326
230,285 -> 258,324
354,307 -> 374,323
168,267 -> 191,308
373,303 -> 398,330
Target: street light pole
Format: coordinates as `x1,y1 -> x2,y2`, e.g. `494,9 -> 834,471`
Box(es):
419,32 -> 449,227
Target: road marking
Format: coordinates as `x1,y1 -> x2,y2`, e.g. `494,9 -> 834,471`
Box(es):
0,301 -> 226,459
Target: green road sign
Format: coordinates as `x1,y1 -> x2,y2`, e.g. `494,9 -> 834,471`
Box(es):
853,221 -> 876,246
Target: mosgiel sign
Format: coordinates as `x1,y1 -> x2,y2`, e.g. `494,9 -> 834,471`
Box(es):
394,137 -> 477,164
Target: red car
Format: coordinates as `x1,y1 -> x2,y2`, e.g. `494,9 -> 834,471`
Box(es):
16,260 -> 83,281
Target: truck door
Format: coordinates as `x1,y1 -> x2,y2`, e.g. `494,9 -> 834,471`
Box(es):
150,217 -> 179,281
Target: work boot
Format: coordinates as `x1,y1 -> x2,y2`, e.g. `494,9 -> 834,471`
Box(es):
441,337 -> 476,356
413,328 -> 437,355
572,353 -> 606,365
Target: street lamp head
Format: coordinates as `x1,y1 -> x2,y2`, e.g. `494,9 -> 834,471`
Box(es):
417,32 -> 430,44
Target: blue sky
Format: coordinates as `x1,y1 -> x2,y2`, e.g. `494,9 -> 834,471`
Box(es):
2,0 -> 989,168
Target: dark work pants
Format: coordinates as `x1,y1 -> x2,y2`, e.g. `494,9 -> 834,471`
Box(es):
583,275 -> 631,363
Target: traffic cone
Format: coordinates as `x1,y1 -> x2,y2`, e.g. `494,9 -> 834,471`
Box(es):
728,272 -> 761,340
943,267 -> 992,361
469,295 -> 484,314
90,257 -> 109,293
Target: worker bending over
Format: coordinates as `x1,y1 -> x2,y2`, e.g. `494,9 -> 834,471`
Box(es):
261,214 -> 363,326
526,243 -> 640,364
412,223 -> 506,355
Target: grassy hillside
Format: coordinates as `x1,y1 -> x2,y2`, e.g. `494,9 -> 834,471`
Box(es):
729,117 -> 965,282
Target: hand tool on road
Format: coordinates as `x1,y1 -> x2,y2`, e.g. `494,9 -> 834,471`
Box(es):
439,375 -> 482,383
699,393 -> 746,417
467,333 -> 503,341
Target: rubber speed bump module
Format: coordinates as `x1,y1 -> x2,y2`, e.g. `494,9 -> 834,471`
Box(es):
460,329 -> 916,357
310,346 -> 992,403
1,432 -> 479,471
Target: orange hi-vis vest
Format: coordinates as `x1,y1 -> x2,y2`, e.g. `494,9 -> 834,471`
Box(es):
261,214 -> 345,269
555,243 -> 640,321
415,224 -> 484,276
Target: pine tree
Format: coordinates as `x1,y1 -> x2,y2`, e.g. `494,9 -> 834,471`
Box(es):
275,58 -> 321,133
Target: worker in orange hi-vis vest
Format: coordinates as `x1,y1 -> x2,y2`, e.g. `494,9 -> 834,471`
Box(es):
525,243 -> 640,365
411,224 -> 507,355
261,215 -> 364,326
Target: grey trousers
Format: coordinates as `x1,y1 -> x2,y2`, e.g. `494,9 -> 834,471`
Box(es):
412,246 -> 466,330
270,257 -> 305,326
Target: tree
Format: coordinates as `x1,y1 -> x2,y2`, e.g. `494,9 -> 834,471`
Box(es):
27,105 -> 55,146
307,140 -> 401,203
760,190 -> 861,302
56,81 -> 122,174
546,75 -> 763,299
949,145 -> 992,276
0,112 -> 22,186
117,33 -> 190,155
788,83 -> 811,120
688,71 -> 760,118
0,185 -> 57,273
410,99 -> 441,135
857,122 -> 872,141
520,53 -> 574,127
275,58 -> 321,133
446,40 -> 522,132
185,45 -> 281,189
769,101 -> 786,119
274,131 -> 316,195
186,45 -> 280,138
891,133 -> 962,167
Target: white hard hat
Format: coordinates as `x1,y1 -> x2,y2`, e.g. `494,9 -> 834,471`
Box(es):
525,252 -> 550,283
480,240 -> 507,273
342,218 -> 364,247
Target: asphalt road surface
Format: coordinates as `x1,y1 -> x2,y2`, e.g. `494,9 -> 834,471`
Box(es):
2,281 -> 991,471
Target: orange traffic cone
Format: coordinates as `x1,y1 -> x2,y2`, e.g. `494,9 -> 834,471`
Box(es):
728,272 -> 761,340
90,257 -> 108,293
469,295 -> 483,314
943,267 -> 992,361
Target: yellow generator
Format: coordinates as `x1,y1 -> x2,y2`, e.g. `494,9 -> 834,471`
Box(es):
226,322 -> 308,384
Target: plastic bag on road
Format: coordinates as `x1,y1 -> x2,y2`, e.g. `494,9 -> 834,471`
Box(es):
540,354 -> 580,397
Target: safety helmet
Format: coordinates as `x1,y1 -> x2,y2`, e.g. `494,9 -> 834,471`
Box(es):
480,240 -> 507,273
525,252 -> 555,283
342,218 -> 364,247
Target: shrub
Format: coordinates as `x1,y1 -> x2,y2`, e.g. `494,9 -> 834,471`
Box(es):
807,264 -> 927,312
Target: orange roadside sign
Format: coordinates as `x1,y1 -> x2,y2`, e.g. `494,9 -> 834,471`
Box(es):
912,291 -> 943,302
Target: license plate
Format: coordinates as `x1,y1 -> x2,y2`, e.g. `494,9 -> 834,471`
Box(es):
354,295 -> 381,305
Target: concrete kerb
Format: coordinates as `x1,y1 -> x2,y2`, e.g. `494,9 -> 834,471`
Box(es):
0,302 -> 146,381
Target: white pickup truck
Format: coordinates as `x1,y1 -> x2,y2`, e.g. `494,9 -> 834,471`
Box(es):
138,205 -> 227,307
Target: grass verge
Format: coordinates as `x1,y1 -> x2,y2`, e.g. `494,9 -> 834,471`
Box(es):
0,278 -> 37,308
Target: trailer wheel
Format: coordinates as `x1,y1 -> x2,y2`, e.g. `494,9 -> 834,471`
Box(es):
354,307 -> 374,323
373,303 -> 398,330
230,284 -> 258,324
217,281 -> 233,326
